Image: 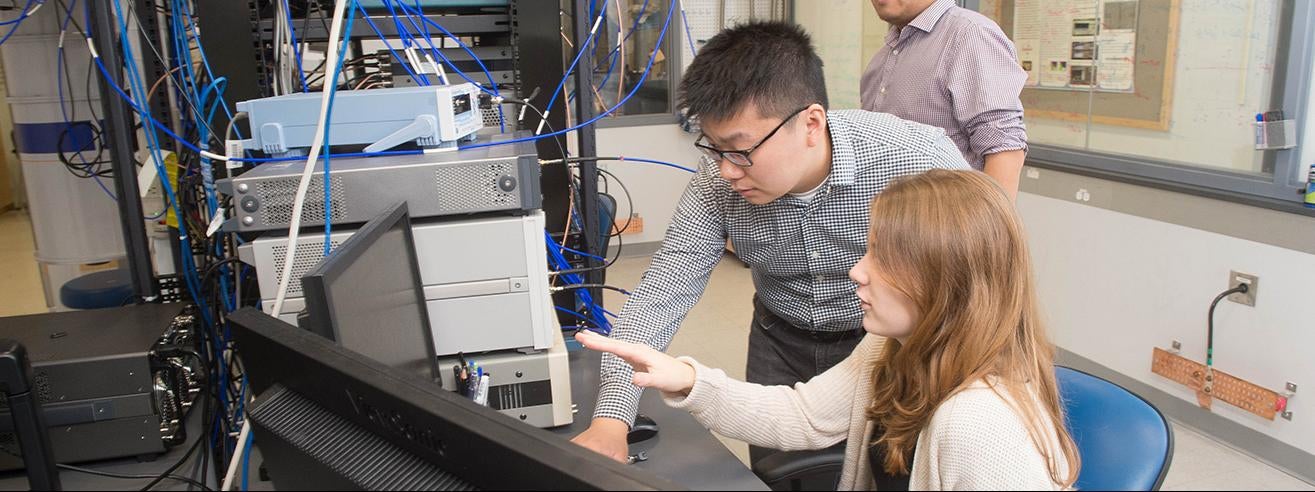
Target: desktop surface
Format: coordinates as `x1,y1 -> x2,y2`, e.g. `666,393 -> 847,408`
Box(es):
551,348 -> 770,491
0,343 -> 768,491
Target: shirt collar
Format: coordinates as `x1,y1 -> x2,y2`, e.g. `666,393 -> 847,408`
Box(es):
825,112 -> 857,188
906,0 -> 955,33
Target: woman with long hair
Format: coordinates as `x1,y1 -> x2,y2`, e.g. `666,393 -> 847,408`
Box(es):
576,169 -> 1081,490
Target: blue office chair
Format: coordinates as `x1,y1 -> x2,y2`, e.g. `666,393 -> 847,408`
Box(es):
1057,365 -> 1174,491
756,367 -> 1175,491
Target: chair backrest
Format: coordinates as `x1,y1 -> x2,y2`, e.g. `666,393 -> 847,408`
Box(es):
1056,366 -> 1173,491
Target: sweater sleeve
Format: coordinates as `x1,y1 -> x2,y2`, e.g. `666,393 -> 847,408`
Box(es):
662,335 -> 885,451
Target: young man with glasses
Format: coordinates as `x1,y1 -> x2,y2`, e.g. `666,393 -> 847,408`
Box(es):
571,21 -> 969,465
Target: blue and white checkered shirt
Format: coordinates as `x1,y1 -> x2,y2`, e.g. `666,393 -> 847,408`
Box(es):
594,110 -> 971,425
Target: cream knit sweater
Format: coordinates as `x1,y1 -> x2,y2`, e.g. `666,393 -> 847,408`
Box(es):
664,334 -> 1071,491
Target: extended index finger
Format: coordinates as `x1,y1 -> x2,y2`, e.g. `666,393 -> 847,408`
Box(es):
575,331 -> 650,362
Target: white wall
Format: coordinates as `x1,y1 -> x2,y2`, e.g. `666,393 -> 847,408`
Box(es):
595,124 -> 702,248
794,0 -> 865,109
796,0 -> 888,110
1011,0 -> 1315,457
1016,190 -> 1315,455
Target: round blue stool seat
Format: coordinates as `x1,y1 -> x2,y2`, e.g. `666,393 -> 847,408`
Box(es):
59,269 -> 134,309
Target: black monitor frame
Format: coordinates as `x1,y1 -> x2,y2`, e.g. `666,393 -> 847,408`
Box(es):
230,308 -> 679,490
300,201 -> 441,383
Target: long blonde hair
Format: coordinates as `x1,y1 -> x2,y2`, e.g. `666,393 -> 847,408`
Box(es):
863,170 -> 1080,487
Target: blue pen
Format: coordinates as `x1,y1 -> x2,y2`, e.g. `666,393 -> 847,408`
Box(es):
466,362 -> 479,397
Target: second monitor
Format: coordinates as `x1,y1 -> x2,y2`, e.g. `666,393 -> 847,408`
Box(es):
297,202 -> 571,427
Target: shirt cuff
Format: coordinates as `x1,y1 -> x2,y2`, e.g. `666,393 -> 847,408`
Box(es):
592,378 -> 643,428
970,121 -> 1028,159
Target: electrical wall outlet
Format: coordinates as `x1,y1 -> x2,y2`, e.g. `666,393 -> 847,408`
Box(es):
1227,271 -> 1259,306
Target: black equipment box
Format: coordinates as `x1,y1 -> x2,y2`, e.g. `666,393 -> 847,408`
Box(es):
0,304 -> 198,470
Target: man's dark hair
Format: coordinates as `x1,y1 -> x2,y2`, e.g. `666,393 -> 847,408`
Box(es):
678,21 -> 828,124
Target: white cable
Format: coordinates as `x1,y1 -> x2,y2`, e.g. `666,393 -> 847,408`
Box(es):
271,0 -> 350,317
535,110 -> 550,135
199,149 -> 230,162
219,420 -> 251,491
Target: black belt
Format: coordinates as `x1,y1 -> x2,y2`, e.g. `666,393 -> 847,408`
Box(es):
752,295 -> 864,341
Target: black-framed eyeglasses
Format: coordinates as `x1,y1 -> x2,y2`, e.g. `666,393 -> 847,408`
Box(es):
694,106 -> 812,168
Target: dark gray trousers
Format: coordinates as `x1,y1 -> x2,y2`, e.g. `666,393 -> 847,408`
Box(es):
745,295 -> 865,466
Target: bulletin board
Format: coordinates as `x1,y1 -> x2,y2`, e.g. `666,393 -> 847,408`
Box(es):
989,0 -> 1180,130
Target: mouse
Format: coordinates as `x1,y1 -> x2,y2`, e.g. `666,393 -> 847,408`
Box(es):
627,414 -> 659,444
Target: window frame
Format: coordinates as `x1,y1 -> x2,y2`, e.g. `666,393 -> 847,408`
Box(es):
594,0 -> 681,128
963,0 -> 1315,213
598,0 -> 798,128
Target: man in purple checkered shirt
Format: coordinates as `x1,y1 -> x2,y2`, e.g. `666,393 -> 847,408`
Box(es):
863,0 -> 1027,198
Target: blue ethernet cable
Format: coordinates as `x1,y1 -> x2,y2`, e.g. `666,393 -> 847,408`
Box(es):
545,230 -> 609,331
553,240 -> 609,263
175,0 -> 242,131
108,1 -> 235,424
354,0 -> 427,85
680,1 -> 697,56
0,0 -> 36,47
394,0 -> 507,131
89,0 -> 689,177
379,0 -> 432,85
107,0 -> 218,333
323,3 -> 359,255
541,0 -> 610,131
594,0 -> 651,101
54,0 -> 126,205
463,0 -> 676,152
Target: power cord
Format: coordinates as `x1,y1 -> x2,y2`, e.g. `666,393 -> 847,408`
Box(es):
1207,283 -> 1249,367
1204,282 -> 1250,395
56,463 -> 212,491
0,441 -> 212,491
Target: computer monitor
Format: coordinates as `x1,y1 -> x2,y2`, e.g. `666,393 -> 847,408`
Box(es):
299,201 -> 440,383
229,308 -> 680,490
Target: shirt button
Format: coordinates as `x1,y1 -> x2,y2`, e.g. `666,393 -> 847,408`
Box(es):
811,251 -> 821,260
892,49 -> 900,55
815,275 -> 825,282
880,86 -> 887,94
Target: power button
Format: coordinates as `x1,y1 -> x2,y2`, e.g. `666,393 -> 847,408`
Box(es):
498,175 -> 517,192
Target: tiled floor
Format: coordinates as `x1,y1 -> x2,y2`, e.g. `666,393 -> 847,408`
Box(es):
2,209 -> 1312,489
0,210 -> 46,316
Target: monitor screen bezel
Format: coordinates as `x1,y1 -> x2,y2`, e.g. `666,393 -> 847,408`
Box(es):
299,201 -> 440,383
